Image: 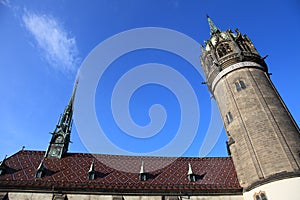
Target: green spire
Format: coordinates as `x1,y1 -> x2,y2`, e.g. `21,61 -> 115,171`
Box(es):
45,79 -> 78,158
206,15 -> 220,35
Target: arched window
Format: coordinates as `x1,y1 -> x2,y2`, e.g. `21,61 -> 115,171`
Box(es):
226,112 -> 233,124
217,43 -> 232,58
235,80 -> 246,92
260,193 -> 267,200
253,191 -> 268,200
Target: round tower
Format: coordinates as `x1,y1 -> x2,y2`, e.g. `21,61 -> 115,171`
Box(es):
200,16 -> 300,200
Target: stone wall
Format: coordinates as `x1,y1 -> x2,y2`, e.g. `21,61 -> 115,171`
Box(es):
213,66 -> 300,188
7,192 -> 243,200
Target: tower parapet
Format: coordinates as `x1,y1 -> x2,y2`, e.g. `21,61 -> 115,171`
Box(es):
201,16 -> 267,94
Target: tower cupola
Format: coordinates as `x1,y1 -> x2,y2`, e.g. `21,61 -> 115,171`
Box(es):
201,16 -> 267,93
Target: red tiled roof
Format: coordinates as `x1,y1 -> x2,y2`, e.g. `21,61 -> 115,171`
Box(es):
0,150 -> 242,195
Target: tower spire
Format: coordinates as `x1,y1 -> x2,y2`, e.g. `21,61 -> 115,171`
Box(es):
206,14 -> 220,36
45,79 -> 78,158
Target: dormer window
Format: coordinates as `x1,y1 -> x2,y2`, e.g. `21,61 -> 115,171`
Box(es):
35,159 -> 46,178
217,43 -> 232,58
139,161 -> 147,181
187,163 -> 196,182
139,173 -> 147,181
36,170 -> 44,178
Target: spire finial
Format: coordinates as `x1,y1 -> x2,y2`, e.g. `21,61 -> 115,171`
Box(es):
69,78 -> 79,107
89,160 -> 95,173
187,163 -> 193,175
206,14 -> 220,36
140,161 -> 144,174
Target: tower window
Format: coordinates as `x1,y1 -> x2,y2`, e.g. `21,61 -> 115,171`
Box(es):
260,193 -> 267,200
235,80 -> 246,91
253,191 -> 268,200
226,112 -> 233,124
217,43 -> 233,58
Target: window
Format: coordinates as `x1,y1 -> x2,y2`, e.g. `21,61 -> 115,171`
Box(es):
253,191 -> 268,200
139,173 -> 147,181
35,170 -> 44,178
163,196 -> 180,200
235,80 -> 246,91
226,112 -> 233,124
260,193 -> 267,200
112,196 -> 124,200
88,171 -> 95,180
217,43 -> 233,58
188,174 -> 196,182
53,194 -> 67,200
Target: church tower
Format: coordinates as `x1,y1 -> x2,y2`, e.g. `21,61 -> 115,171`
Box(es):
200,16 -> 300,199
45,81 -> 78,159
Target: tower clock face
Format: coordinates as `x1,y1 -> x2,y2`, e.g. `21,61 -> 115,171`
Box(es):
51,147 -> 61,156
55,135 -> 64,143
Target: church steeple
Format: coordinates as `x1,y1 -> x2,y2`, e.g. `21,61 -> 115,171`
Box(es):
206,15 -> 220,36
45,80 -> 78,158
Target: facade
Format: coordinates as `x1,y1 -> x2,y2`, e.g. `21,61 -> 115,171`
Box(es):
0,17 -> 299,200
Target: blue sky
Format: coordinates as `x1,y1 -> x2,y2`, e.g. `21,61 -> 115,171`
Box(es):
0,0 -> 299,160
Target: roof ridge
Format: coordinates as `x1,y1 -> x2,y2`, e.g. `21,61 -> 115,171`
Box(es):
16,150 -> 232,160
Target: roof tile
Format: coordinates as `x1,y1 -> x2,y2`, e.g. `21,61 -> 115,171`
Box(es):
0,150 -> 242,194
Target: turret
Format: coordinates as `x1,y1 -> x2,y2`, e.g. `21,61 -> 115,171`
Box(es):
200,16 -> 300,199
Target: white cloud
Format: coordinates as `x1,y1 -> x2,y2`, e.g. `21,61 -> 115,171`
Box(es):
22,11 -> 80,73
0,0 -> 11,7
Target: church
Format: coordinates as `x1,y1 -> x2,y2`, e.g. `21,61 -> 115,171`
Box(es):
0,16 -> 299,200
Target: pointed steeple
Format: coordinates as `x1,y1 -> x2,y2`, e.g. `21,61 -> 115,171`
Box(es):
45,79 -> 78,158
206,14 -> 220,36
59,79 -> 78,134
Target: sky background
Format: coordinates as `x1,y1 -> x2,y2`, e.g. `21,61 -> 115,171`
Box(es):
0,0 -> 300,160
